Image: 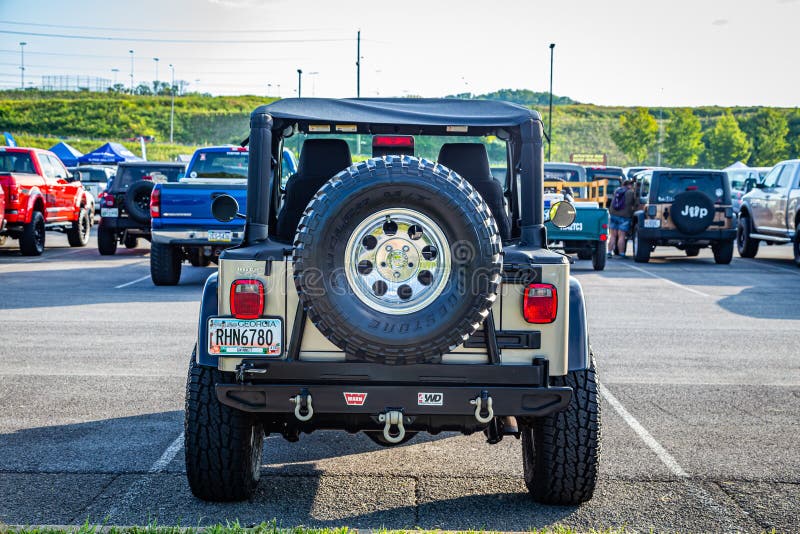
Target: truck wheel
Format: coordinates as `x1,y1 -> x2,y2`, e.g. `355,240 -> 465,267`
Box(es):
97,226 -> 118,255
189,248 -> 211,267
185,351 -> 264,501
125,180 -> 154,224
713,240 -> 734,265
19,210 -> 45,256
522,357 -> 600,505
293,156 -> 502,364
67,208 -> 91,247
124,234 -> 138,249
591,241 -> 606,271
632,225 -> 650,263
150,242 -> 182,285
685,246 -> 700,257
793,224 -> 800,267
736,216 -> 759,258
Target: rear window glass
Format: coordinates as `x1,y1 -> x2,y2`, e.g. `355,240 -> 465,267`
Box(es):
77,169 -> 111,182
113,166 -> 182,191
654,173 -> 726,203
726,169 -> 760,191
0,152 -> 34,174
188,151 -> 249,179
544,169 -> 580,182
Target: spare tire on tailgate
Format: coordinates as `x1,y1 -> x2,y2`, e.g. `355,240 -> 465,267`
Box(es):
125,180 -> 155,224
670,191 -> 715,235
293,155 -> 502,365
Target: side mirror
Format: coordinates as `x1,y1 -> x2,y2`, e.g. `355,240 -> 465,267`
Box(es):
211,194 -> 244,222
548,200 -> 577,228
743,177 -> 756,193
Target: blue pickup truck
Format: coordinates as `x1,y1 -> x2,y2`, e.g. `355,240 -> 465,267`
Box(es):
150,146 -> 297,285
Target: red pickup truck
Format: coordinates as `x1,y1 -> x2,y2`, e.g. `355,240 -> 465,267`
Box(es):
0,147 -> 94,255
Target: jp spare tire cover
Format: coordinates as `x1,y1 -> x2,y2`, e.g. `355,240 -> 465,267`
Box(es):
293,155 -> 503,365
125,180 -> 155,224
669,191 -> 715,235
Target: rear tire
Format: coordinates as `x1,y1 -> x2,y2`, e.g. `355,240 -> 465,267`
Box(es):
189,248 -> 211,267
124,234 -> 138,249
737,216 -> 759,258
67,208 -> 91,247
633,225 -> 650,263
793,224 -> 800,268
97,226 -> 118,255
685,246 -> 700,257
19,210 -> 45,256
150,242 -> 182,286
522,358 -> 600,505
713,240 -> 734,265
591,241 -> 606,271
184,351 -> 263,502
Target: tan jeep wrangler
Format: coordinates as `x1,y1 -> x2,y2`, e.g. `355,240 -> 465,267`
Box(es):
184,98 -> 600,506
632,169 -> 736,263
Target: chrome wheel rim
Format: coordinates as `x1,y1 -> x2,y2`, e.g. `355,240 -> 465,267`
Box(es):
345,208 -> 451,315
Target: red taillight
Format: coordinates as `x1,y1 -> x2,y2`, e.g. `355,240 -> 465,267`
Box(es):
105,195 -> 115,207
142,175 -> 153,181
523,283 -> 558,324
372,135 -> 414,148
230,280 -> 265,319
602,223 -> 608,229
150,187 -> 161,218
600,234 -> 608,241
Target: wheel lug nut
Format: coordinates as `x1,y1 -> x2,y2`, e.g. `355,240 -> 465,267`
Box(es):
385,245 -> 392,251
408,262 -> 414,267
393,272 -> 400,278
402,245 -> 409,252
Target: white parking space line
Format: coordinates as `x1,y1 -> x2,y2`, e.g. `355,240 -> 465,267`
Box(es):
114,275 -> 151,289
0,248 -> 88,271
622,263 -> 711,298
600,384 -> 749,529
105,431 -> 184,519
599,384 -> 688,477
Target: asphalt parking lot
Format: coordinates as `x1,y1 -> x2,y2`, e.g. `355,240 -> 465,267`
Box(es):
1,230 -> 799,532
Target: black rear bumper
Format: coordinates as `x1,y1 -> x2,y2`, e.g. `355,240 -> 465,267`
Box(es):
214,359 -> 571,419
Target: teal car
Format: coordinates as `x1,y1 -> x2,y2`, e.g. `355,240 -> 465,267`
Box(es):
545,197 -> 609,271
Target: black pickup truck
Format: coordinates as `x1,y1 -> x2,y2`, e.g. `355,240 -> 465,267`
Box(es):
737,159 -> 800,266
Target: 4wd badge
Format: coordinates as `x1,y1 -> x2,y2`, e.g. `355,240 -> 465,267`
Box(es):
343,392 -> 367,406
418,392 -> 444,406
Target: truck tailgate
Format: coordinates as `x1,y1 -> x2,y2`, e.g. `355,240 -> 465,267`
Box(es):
154,182 -> 247,230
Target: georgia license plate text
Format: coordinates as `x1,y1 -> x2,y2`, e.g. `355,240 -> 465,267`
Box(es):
207,318 -> 282,356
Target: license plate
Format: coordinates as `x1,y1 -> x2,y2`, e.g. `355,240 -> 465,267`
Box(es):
208,230 -> 232,242
101,208 -> 118,218
644,219 -> 661,228
207,317 -> 282,356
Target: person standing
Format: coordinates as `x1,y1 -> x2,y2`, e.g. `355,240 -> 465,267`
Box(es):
608,179 -> 637,258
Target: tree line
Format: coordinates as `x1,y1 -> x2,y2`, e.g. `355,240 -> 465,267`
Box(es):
611,107 -> 800,168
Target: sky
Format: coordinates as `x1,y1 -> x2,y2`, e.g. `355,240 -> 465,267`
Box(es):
0,0 -> 798,107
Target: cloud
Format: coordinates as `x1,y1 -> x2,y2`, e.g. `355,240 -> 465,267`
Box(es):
711,19 -> 728,26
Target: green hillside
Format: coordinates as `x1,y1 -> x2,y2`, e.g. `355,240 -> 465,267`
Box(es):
1,89 -> 798,166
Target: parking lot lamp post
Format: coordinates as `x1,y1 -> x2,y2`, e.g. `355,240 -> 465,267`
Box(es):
153,57 -> 159,93
169,63 -> 175,143
297,69 -> 303,98
111,68 -> 119,87
129,50 -> 134,93
548,43 -> 555,161
19,42 -> 26,90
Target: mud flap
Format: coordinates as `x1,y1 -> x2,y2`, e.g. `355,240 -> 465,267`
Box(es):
567,276 -> 590,371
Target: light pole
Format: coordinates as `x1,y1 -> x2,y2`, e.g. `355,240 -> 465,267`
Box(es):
169,63 -> 175,143
19,42 -> 26,90
356,30 -> 361,98
153,57 -> 159,93
111,68 -> 119,87
129,50 -> 134,93
267,83 -> 272,97
297,69 -> 303,98
547,43 -> 555,162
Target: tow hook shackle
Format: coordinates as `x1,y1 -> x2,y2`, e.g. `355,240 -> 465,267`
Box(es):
290,390 -> 313,422
378,410 -> 406,444
470,391 -> 494,423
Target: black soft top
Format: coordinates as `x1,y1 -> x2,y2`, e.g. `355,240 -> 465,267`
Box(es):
257,98 -> 541,132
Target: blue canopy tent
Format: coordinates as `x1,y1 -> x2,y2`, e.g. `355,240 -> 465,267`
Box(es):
77,142 -> 142,165
49,141 -> 84,167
